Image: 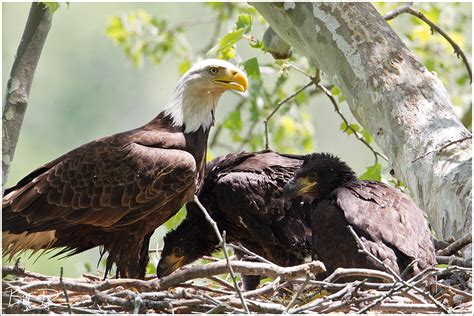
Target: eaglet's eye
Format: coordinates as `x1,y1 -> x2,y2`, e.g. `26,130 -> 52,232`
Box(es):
208,66 -> 219,74
307,172 -> 317,180
173,247 -> 183,256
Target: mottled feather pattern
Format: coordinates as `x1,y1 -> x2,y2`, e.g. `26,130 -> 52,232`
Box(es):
206,151 -> 311,265
313,180 -> 435,280
3,113 -> 207,278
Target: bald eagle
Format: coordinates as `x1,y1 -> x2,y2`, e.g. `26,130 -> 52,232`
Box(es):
283,153 -> 436,282
3,59 -> 248,278
157,150 -> 312,290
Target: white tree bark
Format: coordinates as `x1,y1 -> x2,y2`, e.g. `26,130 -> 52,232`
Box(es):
253,3 -> 472,242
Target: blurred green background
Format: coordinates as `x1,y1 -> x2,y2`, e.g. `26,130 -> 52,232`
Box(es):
2,2 -> 471,277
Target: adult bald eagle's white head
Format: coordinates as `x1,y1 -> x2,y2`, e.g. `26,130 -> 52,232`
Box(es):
164,59 -> 248,133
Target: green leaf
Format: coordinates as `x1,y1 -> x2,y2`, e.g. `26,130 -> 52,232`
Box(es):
43,2 -> 59,13
359,163 -> 382,181
147,262 -> 157,274
178,59 -> 192,75
218,28 -> 244,50
164,207 -> 186,230
331,86 -> 341,96
361,129 -> 373,144
236,14 -> 252,34
242,57 -> 261,81
83,262 -> 92,273
106,17 -> 127,43
249,39 -> 264,50
340,122 -> 360,135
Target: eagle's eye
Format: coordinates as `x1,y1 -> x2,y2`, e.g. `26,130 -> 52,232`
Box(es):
307,172 -> 317,181
208,66 -> 219,74
173,247 -> 183,256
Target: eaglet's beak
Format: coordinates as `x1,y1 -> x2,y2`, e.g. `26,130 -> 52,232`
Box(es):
283,177 -> 316,199
156,253 -> 185,278
213,68 -> 248,92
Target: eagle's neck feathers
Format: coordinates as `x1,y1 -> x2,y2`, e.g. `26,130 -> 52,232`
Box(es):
163,79 -> 223,133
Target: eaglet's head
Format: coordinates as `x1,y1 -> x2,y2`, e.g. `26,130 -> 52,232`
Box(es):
283,153 -> 357,202
156,202 -> 220,278
164,59 -> 248,133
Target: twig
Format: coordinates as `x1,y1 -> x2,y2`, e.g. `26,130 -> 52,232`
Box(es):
193,195 -> 250,314
436,255 -> 472,268
2,264 -> 49,280
374,303 -> 443,313
347,225 -> 449,313
155,260 -> 325,291
437,233 -> 472,256
383,2 -> 414,20
324,267 -> 395,283
228,243 -> 274,265
59,267 -> 72,314
412,136 -> 472,163
284,274 -> 310,312
290,283 -> 352,313
385,5 -> 472,83
264,80 -> 314,149
315,81 -> 388,163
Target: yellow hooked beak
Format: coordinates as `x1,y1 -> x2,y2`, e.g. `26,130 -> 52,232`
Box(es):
156,253 -> 185,278
213,68 -> 248,92
283,177 -> 316,199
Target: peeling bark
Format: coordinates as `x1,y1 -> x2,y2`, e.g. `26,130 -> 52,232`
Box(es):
253,3 -> 472,243
2,3 -> 53,188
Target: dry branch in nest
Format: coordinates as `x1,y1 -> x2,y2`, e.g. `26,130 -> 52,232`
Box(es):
3,255 -> 472,314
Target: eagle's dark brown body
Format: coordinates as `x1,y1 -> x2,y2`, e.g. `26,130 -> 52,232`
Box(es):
158,150 -> 312,289
3,113 -> 209,278
284,153 -> 436,284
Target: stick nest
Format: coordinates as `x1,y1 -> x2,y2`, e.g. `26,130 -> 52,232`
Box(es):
2,256 -> 472,314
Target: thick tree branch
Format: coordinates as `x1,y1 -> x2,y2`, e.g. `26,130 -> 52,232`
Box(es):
252,2 -> 472,244
2,3 -> 53,187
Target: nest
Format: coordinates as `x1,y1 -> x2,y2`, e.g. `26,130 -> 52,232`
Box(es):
3,205 -> 472,314
2,254 -> 472,314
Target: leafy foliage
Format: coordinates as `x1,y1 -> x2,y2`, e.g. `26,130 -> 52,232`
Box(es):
359,163 -> 382,181
106,11 -> 191,68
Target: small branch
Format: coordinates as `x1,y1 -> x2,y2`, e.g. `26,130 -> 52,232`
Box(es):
385,4 -> 472,83
437,233 -> 472,256
436,255 -> 472,268
155,260 -> 325,291
314,80 -> 389,163
347,225 -> 449,313
59,267 -> 72,314
3,3 -> 53,187
383,2 -> 414,20
228,243 -> 273,265
412,136 -> 472,163
264,80 -> 314,149
324,267 -> 395,283
284,274 -> 310,312
193,195 -> 250,314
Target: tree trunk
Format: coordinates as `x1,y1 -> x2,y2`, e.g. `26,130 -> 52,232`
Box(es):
253,3 -> 472,243
2,3 -> 53,188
